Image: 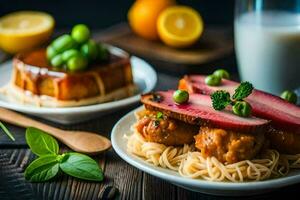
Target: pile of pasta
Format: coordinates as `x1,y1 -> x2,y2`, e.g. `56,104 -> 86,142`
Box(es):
127,126 -> 300,182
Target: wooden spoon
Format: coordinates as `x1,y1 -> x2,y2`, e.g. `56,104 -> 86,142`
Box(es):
0,107 -> 111,154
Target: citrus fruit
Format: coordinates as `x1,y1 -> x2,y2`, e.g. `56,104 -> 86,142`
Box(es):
0,11 -> 54,54
157,6 -> 204,48
128,0 -> 175,40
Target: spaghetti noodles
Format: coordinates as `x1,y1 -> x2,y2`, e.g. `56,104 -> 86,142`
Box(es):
127,127 -> 300,182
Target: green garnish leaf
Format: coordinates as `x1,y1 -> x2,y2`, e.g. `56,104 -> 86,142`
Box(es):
211,90 -> 232,110
24,154 -> 59,182
156,112 -> 163,120
232,81 -> 254,101
26,127 -> 59,156
59,152 -> 103,181
210,82 -> 254,118
0,122 -> 15,141
25,127 -> 103,182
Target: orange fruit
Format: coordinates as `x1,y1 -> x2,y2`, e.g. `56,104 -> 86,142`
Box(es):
157,6 -> 204,48
0,11 -> 54,54
128,0 -> 175,40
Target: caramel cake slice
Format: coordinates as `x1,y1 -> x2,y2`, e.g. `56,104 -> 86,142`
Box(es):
3,49 -> 136,107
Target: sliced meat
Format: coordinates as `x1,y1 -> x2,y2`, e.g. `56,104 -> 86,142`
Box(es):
141,91 -> 270,134
179,75 -> 300,134
266,128 -> 300,154
135,109 -> 199,146
194,127 -> 265,164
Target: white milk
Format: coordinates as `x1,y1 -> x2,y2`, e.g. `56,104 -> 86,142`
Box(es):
235,11 -> 300,95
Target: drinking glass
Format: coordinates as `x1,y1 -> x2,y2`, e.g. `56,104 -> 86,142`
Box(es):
235,0 -> 300,95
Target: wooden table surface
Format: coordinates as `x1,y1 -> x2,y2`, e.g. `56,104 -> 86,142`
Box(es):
0,33 -> 299,200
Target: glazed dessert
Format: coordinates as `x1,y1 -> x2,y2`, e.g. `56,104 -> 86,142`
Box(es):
4,49 -> 135,107
2,24 -> 136,107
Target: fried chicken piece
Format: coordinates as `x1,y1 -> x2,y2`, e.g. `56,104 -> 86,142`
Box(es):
135,109 -> 199,146
194,127 -> 265,164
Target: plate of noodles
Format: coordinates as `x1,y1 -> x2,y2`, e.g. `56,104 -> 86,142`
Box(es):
112,106 -> 300,196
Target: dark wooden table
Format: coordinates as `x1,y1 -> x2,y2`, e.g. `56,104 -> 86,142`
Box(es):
0,40 -> 299,200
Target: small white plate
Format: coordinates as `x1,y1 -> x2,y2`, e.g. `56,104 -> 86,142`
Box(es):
111,106 -> 300,196
0,56 -> 157,124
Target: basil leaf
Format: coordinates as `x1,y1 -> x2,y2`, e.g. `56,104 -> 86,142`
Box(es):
26,127 -> 59,156
60,152 -> 103,181
25,155 -> 59,182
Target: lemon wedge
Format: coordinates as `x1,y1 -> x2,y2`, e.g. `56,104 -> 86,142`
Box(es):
0,11 -> 54,54
157,6 -> 204,48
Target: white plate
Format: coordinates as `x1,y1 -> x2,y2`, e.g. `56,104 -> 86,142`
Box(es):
0,55 -> 157,124
111,106 -> 300,196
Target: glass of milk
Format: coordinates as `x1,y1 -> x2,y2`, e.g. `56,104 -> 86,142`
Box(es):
235,0 -> 300,95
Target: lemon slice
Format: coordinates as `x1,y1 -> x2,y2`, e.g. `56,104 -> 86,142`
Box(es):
157,6 -> 203,48
0,11 -> 55,54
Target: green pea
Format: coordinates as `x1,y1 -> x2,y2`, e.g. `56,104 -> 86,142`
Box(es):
52,34 -> 77,53
232,101 -> 252,117
97,43 -> 109,61
205,74 -> 221,86
67,55 -> 88,71
213,69 -> 230,79
50,54 -> 64,68
173,90 -> 189,104
81,40 -> 98,61
46,45 -> 57,60
62,49 -> 80,62
280,90 -> 297,104
71,24 -> 90,43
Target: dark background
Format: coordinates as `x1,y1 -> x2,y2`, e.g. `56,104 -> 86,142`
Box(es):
0,0 -> 236,75
0,0 -> 234,29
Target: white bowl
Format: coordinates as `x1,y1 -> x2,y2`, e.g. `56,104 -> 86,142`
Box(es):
0,53 -> 157,124
111,106 -> 300,196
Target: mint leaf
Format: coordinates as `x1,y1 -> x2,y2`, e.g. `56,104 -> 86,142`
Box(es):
232,81 -> 254,100
0,121 -> 15,141
26,127 -> 59,156
211,90 -> 232,110
60,152 -> 103,181
25,155 -> 59,182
